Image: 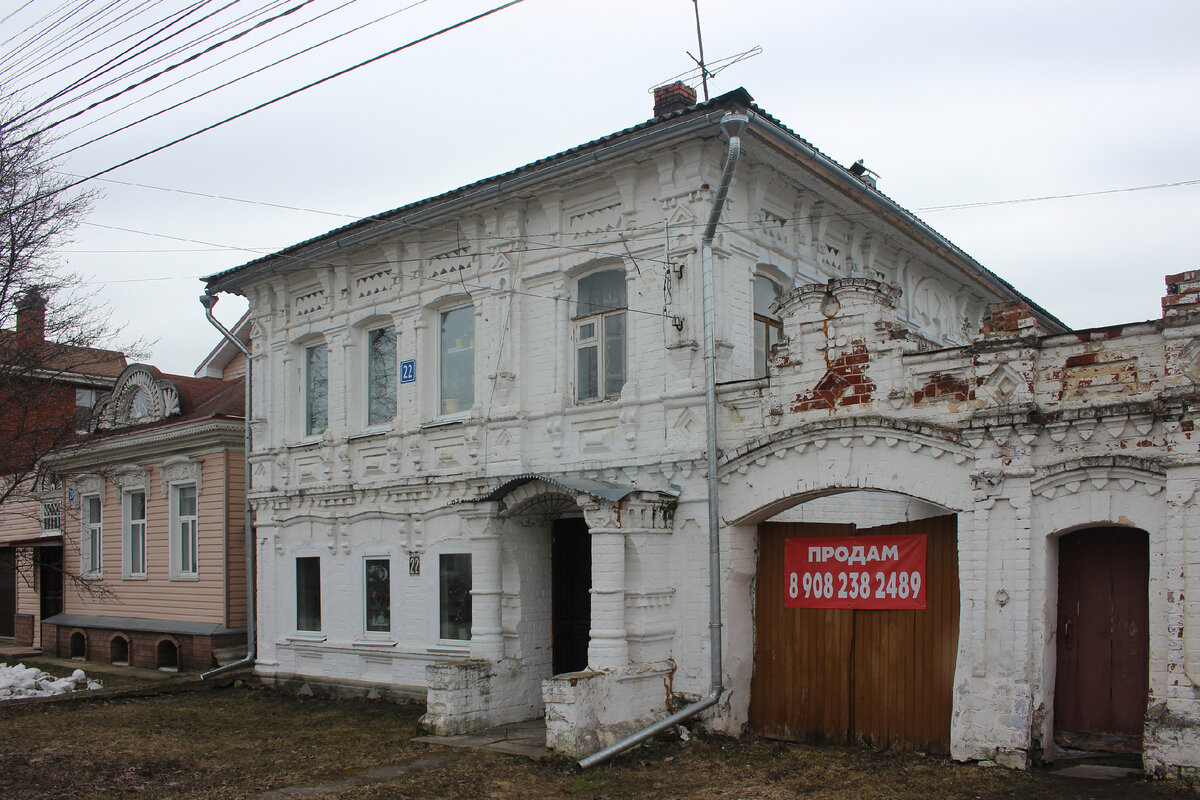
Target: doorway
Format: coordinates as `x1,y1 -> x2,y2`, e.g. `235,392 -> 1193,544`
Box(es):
37,546 -> 63,620
0,549 -> 14,638
749,514 -> 960,754
1055,527 -> 1149,753
551,517 -> 591,675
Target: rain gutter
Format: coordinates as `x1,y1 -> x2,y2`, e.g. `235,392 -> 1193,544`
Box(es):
199,293 -> 256,679
578,110 -> 748,770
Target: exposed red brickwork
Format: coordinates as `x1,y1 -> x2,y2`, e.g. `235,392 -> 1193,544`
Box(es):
14,613 -> 34,647
792,341 -> 876,412
1163,270 -> 1200,318
980,301 -> 1037,335
41,623 -> 237,671
653,81 -> 698,117
912,373 -> 973,404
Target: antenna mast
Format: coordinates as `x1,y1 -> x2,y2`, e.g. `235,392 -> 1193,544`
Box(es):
692,0 -> 710,100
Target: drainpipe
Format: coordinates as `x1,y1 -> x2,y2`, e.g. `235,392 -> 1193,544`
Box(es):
579,111 -> 748,769
199,292 -> 256,679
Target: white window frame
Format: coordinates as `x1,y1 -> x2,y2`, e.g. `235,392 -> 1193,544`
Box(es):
574,268 -> 627,402
363,556 -> 393,637
170,483 -> 198,580
40,500 -> 62,535
81,493 -> 102,578
437,552 -> 473,643
75,388 -> 97,434
296,555 -> 322,633
438,306 -> 474,417
753,275 -> 783,379
304,341 -> 329,437
365,324 -> 397,428
122,489 -> 147,579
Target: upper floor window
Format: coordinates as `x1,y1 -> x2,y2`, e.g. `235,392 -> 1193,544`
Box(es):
172,485 -> 198,578
75,389 -> 97,434
367,326 -> 397,426
123,490 -> 146,578
439,307 -> 474,415
82,494 -> 102,577
575,269 -> 626,401
753,276 -> 783,379
40,500 -> 61,534
305,343 -> 328,436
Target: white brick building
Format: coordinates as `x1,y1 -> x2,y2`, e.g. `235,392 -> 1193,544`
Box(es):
203,85 -> 1200,774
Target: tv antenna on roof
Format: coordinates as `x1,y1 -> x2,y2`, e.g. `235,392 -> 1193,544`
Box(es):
649,1 -> 761,99
691,0 -> 711,100
649,46 -> 763,97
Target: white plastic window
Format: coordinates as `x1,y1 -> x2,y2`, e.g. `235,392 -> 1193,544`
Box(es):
575,269 -> 627,401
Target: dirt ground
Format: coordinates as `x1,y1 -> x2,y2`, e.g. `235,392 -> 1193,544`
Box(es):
0,679 -> 1195,800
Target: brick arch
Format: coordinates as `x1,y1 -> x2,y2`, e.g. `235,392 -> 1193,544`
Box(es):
155,636 -> 180,671
1030,457 -> 1167,537
721,418 -> 973,524
499,479 -> 581,518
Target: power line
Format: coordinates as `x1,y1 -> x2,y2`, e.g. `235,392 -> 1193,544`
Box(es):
52,0 -> 433,159
14,0 -> 526,213
17,0 -> 316,143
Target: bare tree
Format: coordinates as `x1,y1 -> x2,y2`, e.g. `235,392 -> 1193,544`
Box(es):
0,101 -> 133,504
0,101 -> 133,607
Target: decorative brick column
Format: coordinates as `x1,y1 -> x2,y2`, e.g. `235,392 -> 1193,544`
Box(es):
462,503 -> 504,663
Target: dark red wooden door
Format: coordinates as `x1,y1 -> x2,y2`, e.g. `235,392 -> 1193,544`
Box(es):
1055,527 -> 1149,752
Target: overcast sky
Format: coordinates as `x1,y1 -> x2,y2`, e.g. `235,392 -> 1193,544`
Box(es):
6,0 -> 1198,374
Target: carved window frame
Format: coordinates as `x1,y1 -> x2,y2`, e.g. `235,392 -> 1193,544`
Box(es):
161,457 -> 201,580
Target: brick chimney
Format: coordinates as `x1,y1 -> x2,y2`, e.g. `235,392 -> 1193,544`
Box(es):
653,82 -> 697,117
16,288 -> 46,351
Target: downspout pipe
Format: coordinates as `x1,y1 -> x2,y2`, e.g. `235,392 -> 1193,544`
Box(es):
199,292 -> 256,680
579,110 -> 748,770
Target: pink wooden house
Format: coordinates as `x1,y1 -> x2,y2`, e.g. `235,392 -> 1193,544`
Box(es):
35,323 -> 248,671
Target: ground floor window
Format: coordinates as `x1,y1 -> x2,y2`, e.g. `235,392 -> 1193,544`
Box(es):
296,557 -> 321,631
364,558 -> 390,633
439,553 -> 471,640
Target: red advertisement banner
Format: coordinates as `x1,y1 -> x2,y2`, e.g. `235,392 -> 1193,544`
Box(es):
783,534 -> 927,610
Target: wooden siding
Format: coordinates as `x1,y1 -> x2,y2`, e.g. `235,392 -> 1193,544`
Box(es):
224,453 -> 246,629
222,351 -> 247,381
750,515 -> 960,754
65,450 -> 243,626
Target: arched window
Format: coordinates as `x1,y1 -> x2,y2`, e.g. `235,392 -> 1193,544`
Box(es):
753,276 -> 783,379
575,269 -> 627,401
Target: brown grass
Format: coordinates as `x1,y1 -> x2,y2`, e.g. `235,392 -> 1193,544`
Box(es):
0,684 -> 1195,800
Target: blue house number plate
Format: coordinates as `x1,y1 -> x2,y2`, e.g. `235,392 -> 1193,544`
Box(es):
400,359 -> 416,384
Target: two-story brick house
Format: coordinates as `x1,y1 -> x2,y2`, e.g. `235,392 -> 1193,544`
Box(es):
0,289 -> 127,649
203,85 -> 1200,775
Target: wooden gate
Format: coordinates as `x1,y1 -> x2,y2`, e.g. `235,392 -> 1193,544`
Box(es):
750,515 -> 959,754
1055,527 -> 1148,753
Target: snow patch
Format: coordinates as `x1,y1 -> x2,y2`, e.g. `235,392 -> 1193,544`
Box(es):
0,662 -> 102,701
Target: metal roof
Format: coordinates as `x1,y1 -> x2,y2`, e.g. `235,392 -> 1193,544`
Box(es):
202,87 -> 1064,333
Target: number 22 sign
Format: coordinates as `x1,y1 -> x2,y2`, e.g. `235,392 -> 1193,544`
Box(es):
783,534 -> 927,610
